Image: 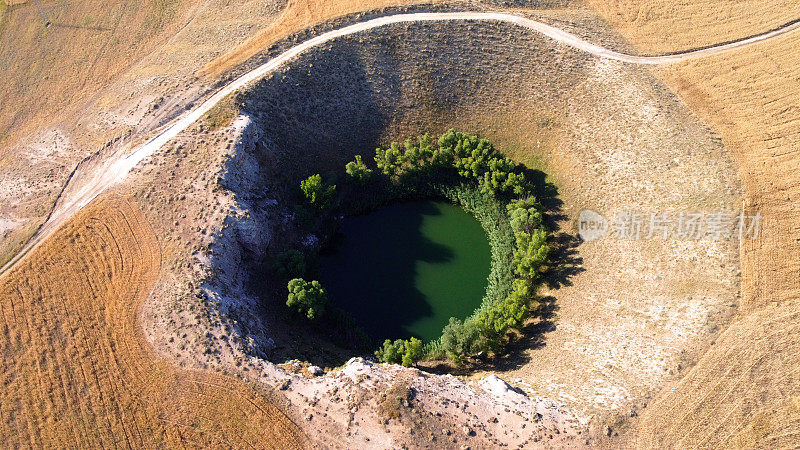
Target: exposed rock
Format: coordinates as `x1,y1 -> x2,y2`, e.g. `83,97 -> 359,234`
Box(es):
479,375 -> 523,400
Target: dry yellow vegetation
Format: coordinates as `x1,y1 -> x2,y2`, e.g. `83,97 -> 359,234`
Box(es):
586,2 -> 800,447
585,0 -> 800,53
636,302 -> 800,448
0,0 -> 193,147
199,0 -> 444,78
0,196 -> 305,447
3,0 -> 799,445
658,32 -> 800,313
639,32 -> 800,448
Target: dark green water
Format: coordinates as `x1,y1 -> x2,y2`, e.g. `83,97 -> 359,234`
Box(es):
320,201 -> 490,342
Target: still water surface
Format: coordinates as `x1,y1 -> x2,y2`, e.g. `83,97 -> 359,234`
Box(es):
320,201 -> 490,342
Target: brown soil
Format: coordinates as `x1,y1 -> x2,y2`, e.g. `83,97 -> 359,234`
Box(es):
0,0 -> 286,268
212,15 -> 741,426
199,0 -> 447,79
0,196 -> 305,447
584,0 -> 800,54
2,1 -> 797,446
583,3 -> 800,447
641,31 -> 800,450
0,0 -> 195,147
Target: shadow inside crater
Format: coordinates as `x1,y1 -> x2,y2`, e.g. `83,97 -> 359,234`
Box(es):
319,201 -> 450,342
227,19 -> 593,368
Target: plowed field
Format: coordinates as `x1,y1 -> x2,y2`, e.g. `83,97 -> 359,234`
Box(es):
585,3 -> 800,447
0,196 -> 305,447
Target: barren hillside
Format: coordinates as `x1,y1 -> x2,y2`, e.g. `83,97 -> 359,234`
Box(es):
0,0 -> 193,147
163,14 -> 741,427
646,31 -> 800,450
0,0 -> 287,267
586,2 -> 800,447
1,0 -> 798,447
199,0 -> 446,78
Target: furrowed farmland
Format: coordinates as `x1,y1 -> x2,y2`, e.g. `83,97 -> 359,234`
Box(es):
2,0 -> 800,447
0,196 -> 304,447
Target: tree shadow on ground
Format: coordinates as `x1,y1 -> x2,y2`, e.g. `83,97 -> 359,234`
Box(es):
421,294 -> 559,375
484,167 -> 584,370
524,167 -> 585,289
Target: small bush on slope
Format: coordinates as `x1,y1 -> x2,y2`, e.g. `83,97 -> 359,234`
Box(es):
286,278 -> 327,321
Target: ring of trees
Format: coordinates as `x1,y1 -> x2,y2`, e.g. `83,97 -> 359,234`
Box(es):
277,130 -> 549,367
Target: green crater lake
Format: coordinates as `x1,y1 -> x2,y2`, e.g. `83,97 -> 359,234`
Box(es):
320,201 -> 491,342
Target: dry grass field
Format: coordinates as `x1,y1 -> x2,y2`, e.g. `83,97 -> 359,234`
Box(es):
0,0 -> 194,147
635,302 -> 800,448
3,0 -> 800,446
0,0 -> 287,285
639,33 -> 800,449
0,196 -> 304,447
656,32 -> 800,313
585,2 -> 800,447
199,0 -> 445,78
585,0 -> 800,53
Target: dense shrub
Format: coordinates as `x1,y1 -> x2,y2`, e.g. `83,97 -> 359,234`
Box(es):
512,229 -> 548,280
345,155 -> 372,184
439,318 -> 483,365
286,278 -> 327,321
375,337 -> 424,367
300,174 -> 336,209
273,250 -> 306,279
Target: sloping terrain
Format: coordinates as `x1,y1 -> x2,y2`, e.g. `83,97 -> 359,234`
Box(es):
640,31 -> 800,450
0,0 -> 189,266
583,2 -> 800,447
0,0 -> 192,147
585,0 -> 800,53
199,0 -> 446,78
1,0 -> 798,447
0,0 -> 286,268
636,302 -> 800,448
658,32 -> 800,313
0,196 -> 304,447
208,15 -> 740,422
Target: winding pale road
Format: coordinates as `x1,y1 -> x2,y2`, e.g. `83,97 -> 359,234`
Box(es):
3,11 -> 799,275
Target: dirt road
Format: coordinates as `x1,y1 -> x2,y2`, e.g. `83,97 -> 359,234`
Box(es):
2,10 -> 799,276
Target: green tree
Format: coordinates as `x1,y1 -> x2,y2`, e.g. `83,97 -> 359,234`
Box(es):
455,143 -> 495,180
507,197 -> 544,233
403,138 -> 421,167
438,129 -> 479,158
440,318 -> 482,365
417,133 -> 434,160
476,278 -> 534,338
286,278 -> 327,321
375,143 -> 403,176
345,155 -> 373,184
375,339 -> 403,364
479,157 -> 527,196
375,337 -> 424,367
274,250 -> 306,279
512,229 -> 549,279
401,337 -> 423,367
431,143 -> 455,167
300,174 -> 336,209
